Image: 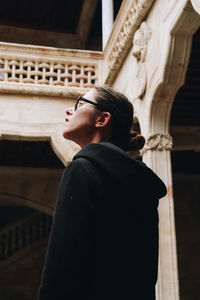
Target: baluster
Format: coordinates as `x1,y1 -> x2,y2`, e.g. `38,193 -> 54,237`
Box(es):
28,217 -> 33,245
46,215 -> 52,235
64,65 -> 69,86
35,61 -> 39,84
41,213 -> 47,237
68,65 -> 80,87
35,214 -> 40,241
7,230 -> 13,257
14,226 -> 20,253
49,62 -> 54,85
19,60 -> 23,83
84,66 -> 96,88
21,222 -> 26,249
0,233 -> 7,260
49,216 -> 53,233
0,59 -> 5,81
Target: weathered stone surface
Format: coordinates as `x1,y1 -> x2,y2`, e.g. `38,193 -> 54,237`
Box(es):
1,1 -> 200,299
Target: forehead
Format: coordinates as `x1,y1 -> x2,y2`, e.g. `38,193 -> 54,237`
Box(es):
83,89 -> 96,101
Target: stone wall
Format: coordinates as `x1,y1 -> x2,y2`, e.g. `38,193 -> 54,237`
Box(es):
0,242 -> 48,300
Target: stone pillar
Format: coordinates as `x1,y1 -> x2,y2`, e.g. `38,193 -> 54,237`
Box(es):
102,0 -> 114,50
141,133 -> 179,300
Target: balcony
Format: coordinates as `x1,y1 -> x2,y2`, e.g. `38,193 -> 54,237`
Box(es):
0,42 -> 103,98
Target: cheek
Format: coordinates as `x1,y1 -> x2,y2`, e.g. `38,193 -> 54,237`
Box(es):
80,111 -> 96,124
63,111 -> 96,137
75,113 -> 97,133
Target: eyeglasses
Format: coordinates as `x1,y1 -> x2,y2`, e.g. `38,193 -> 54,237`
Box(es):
74,96 -> 103,111
74,96 -> 124,121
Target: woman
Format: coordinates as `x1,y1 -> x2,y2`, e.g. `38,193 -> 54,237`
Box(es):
38,86 -> 167,300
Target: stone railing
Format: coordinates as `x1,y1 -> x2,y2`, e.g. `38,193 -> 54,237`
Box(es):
0,42 -> 103,98
0,59 -> 97,88
0,212 -> 52,269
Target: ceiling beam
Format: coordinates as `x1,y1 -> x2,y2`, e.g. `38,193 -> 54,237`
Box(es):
77,0 -> 99,48
0,24 -> 80,49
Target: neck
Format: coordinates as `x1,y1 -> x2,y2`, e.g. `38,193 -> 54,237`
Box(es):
79,131 -> 110,148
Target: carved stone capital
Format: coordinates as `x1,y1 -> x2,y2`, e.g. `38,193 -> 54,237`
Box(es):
140,133 -> 173,154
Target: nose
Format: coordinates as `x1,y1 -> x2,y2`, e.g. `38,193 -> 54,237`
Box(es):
66,107 -> 73,115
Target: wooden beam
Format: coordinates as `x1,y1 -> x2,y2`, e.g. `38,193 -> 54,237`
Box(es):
77,0 -> 99,48
0,24 -> 80,49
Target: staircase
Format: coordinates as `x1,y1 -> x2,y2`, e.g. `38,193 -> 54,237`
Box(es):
0,212 -> 52,270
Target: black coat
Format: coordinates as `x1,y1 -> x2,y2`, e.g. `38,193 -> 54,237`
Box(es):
38,142 -> 167,300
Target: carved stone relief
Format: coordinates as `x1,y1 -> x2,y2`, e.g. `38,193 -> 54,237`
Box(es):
140,133 -> 173,155
106,0 -> 154,84
132,21 -> 151,101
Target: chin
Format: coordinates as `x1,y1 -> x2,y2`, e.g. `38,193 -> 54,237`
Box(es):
63,129 -> 70,139
63,130 -> 75,142
63,132 -> 70,140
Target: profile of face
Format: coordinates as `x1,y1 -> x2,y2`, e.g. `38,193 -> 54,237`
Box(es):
63,89 -> 111,148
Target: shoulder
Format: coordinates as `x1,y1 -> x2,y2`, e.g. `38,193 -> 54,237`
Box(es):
67,157 -> 95,174
61,157 -> 98,187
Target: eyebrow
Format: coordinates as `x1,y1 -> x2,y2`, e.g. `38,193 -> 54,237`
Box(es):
75,96 -> 103,110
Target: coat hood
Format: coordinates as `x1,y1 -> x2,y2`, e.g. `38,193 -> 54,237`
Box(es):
73,142 -> 167,201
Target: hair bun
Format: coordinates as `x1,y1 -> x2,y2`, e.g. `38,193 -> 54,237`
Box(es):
127,130 -> 145,151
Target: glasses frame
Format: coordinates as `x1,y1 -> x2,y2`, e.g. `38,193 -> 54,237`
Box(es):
74,96 -> 103,111
74,96 -> 128,122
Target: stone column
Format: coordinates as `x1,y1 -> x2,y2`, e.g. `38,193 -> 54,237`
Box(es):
102,0 -> 114,50
141,133 -> 179,300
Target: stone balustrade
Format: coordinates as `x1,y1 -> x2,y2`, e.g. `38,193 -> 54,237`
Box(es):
0,42 -> 103,97
0,212 -> 52,267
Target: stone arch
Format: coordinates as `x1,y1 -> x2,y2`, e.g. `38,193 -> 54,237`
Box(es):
191,0 -> 200,15
144,0 -> 200,137
0,194 -> 54,216
0,138 -> 66,216
139,2 -> 200,299
0,93 -> 79,166
0,128 -> 78,167
168,12 -> 200,300
0,165 -> 61,216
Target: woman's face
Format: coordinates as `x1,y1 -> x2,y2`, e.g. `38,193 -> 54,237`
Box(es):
63,89 -> 99,147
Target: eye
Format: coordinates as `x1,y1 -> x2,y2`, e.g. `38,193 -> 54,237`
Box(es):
77,101 -> 85,109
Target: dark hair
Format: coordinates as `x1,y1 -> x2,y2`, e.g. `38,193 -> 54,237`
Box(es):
94,86 -> 145,151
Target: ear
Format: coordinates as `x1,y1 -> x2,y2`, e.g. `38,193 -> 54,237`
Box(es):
95,112 -> 111,128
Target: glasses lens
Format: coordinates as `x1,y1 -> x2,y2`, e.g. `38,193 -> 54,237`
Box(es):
74,96 -> 105,112
74,98 -> 80,111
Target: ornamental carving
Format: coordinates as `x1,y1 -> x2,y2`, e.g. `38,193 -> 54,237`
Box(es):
140,133 -> 173,154
0,42 -> 102,59
106,0 -> 154,84
132,22 -> 151,100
